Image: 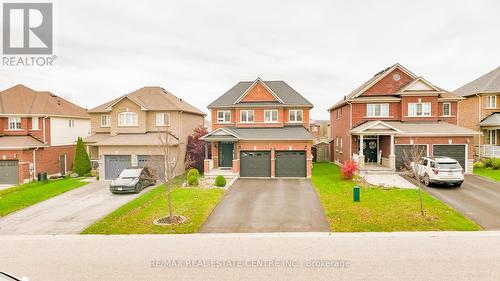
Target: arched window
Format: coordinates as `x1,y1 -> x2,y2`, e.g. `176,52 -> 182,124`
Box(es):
118,112 -> 138,126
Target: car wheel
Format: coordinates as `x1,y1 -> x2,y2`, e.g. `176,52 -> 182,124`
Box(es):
135,183 -> 142,193
423,175 -> 431,187
455,182 -> 462,188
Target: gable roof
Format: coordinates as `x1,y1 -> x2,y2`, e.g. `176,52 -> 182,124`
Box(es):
88,86 -> 205,116
454,66 -> 500,97
208,79 -> 313,108
0,84 -> 89,118
351,120 -> 479,136
479,112 -> 500,127
234,77 -> 284,104
201,126 -> 314,141
399,77 -> 442,93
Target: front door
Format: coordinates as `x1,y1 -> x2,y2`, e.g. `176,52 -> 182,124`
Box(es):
363,139 -> 378,163
219,143 -> 233,167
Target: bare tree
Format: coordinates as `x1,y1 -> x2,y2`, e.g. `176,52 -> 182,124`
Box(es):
401,144 -> 426,216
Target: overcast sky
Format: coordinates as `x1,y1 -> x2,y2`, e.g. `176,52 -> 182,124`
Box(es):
1,0 -> 499,119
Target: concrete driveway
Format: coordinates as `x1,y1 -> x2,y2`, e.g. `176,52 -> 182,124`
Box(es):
0,180 -> 152,235
200,179 -> 329,233
405,174 -> 500,230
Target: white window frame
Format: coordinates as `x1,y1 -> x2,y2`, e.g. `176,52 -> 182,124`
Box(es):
155,112 -> 170,126
487,130 -> 497,145
264,109 -> 278,123
442,102 -> 451,116
366,103 -> 389,117
289,109 -> 303,123
217,110 -> 231,124
8,116 -> 21,130
240,110 -> 254,123
408,102 -> 431,117
31,117 -> 39,130
486,96 -> 497,108
68,119 -> 75,128
118,112 -> 138,127
340,137 -> 343,148
100,114 -> 111,127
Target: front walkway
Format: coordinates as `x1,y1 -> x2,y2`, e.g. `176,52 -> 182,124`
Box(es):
0,181 -> 154,234
361,173 -> 417,189
200,179 -> 329,233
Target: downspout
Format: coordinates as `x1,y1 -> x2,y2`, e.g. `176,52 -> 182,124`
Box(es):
348,101 -> 353,162
42,116 -> 49,144
32,146 -> 40,180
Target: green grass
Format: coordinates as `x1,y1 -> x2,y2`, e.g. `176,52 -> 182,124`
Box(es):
312,163 -> 481,232
0,178 -> 89,217
473,167 -> 500,181
82,176 -> 225,234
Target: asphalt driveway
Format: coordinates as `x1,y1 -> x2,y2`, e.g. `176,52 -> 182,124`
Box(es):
0,180 -> 152,235
200,179 -> 329,233
405,174 -> 500,230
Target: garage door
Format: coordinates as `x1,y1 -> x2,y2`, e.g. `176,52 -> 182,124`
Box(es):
138,155 -> 165,179
395,145 -> 428,171
240,151 -> 271,177
104,155 -> 131,180
433,145 -> 466,171
0,160 -> 19,184
275,151 -> 307,177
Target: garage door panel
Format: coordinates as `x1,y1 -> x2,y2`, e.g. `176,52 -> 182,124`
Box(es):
395,145 -> 427,171
138,155 -> 165,179
433,145 -> 466,170
104,155 -> 131,180
240,151 -> 271,177
0,160 -> 19,184
275,151 -> 306,177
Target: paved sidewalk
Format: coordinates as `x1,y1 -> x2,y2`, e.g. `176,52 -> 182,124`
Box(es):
1,232 -> 499,281
0,181 -> 153,235
361,173 -> 417,189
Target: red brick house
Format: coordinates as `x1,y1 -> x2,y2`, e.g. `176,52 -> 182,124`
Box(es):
0,85 -> 90,184
329,64 -> 478,173
201,78 -> 314,178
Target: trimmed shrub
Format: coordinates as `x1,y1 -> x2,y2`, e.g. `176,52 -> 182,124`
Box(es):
187,175 -> 199,186
473,161 -> 486,168
187,168 -> 200,180
341,162 -> 357,180
72,137 -> 91,176
215,175 -> 226,187
492,158 -> 500,170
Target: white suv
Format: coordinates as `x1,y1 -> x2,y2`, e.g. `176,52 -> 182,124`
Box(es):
411,157 -> 464,187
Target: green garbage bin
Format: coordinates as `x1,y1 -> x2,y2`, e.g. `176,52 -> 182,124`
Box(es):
353,186 -> 360,202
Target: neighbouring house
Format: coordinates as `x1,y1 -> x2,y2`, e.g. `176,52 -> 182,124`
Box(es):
0,85 -> 90,184
83,87 -> 205,180
201,78 -> 314,178
329,64 -> 479,173
454,66 -> 500,158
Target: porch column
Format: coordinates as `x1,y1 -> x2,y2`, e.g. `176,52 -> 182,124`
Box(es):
389,134 -> 396,170
358,135 -> 365,168
204,143 -> 208,159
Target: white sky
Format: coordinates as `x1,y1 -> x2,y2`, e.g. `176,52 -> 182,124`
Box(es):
1,0 -> 499,120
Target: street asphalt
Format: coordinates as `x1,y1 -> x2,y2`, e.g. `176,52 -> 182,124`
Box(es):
404,174 -> 500,230
1,232 -> 499,281
199,178 -> 329,233
0,180 -> 153,235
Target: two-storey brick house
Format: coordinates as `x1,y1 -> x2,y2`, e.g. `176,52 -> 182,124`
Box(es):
201,78 -> 314,178
454,66 -> 500,158
83,86 -> 205,180
0,85 -> 91,184
329,64 -> 478,173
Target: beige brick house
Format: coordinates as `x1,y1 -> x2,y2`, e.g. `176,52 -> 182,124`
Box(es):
84,87 -> 205,180
455,66 -> 500,158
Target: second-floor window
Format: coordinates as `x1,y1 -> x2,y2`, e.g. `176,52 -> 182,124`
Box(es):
442,103 -> 451,116
68,119 -> 75,128
8,116 -> 21,130
217,110 -> 231,123
487,130 -> 496,145
486,96 -> 497,108
240,110 -> 254,123
264,109 -> 278,123
31,117 -> 39,130
366,104 -> 389,117
156,112 -> 170,126
101,114 -> 111,127
408,102 -> 431,117
289,109 -> 303,123
118,112 -> 138,126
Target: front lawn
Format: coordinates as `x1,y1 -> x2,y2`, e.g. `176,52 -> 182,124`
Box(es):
312,163 -> 481,232
473,167 -> 500,181
82,176 -> 225,234
0,178 -> 89,217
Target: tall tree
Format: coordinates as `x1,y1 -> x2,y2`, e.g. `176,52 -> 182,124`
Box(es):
402,144 -> 426,216
73,137 -> 91,176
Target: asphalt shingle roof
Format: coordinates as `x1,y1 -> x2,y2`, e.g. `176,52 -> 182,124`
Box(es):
454,66 -> 500,97
208,80 -> 313,108
202,126 -> 314,141
351,121 -> 479,135
479,113 -> 500,126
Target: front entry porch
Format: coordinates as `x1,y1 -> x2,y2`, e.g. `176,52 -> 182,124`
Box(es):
353,134 -> 396,171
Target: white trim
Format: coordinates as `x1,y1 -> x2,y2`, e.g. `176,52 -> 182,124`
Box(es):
200,127 -> 241,140
485,95 -> 497,109
117,111 -> 139,127
104,95 -> 148,112
407,102 -> 432,117
155,112 -> 170,127
239,110 -> 255,123
264,109 -> 279,123
288,109 -> 304,123
233,78 -> 284,104
352,120 -> 403,134
399,76 -> 441,92
8,116 -> 22,130
442,102 -> 451,117
216,110 -> 231,124
100,114 -> 111,127
366,103 -> 390,117
31,117 -> 39,130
